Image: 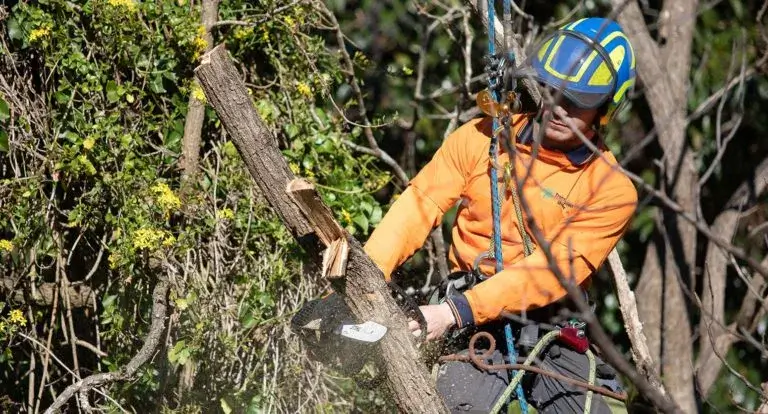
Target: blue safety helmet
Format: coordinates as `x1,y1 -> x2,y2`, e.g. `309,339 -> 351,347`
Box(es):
530,18 -> 636,126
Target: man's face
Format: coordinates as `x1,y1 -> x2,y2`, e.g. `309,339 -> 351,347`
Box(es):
537,97 -> 599,151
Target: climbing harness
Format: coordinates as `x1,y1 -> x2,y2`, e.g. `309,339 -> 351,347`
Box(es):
438,329 -> 627,408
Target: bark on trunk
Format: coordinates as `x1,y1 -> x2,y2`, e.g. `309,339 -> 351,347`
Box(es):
611,1 -> 700,412
696,158 -> 768,395
194,45 -> 448,414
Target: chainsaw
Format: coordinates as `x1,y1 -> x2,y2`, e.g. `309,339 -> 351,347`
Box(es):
290,285 -> 424,374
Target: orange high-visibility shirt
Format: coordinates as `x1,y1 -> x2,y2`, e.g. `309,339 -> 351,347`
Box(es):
363,116 -> 637,327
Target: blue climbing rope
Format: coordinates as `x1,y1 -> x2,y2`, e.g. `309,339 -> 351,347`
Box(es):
486,0 -> 529,412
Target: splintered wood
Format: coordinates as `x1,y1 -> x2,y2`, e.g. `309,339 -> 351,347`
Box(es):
286,178 -> 349,279
322,237 -> 350,279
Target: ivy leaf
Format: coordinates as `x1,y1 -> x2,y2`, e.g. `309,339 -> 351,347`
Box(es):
0,129 -> 9,153
0,97 -> 9,122
370,206 -> 382,225
150,75 -> 166,94
165,130 -> 182,150
353,214 -> 369,232
106,81 -> 119,103
168,340 -> 187,364
7,18 -> 22,42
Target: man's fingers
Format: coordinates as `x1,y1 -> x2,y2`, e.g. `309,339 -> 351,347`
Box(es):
408,319 -> 420,331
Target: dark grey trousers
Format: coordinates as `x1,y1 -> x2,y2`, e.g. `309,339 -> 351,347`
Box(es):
436,341 -> 627,413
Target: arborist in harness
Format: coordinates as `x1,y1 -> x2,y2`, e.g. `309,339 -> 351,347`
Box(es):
362,17 -> 637,413
292,15 -> 638,414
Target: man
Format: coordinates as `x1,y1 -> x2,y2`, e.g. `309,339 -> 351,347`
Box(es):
363,18 -> 637,413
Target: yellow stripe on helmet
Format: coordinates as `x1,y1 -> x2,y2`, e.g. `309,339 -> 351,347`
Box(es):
588,46 -> 625,86
543,36 -> 600,83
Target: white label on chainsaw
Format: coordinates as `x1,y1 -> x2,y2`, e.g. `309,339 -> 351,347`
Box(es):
339,321 -> 387,343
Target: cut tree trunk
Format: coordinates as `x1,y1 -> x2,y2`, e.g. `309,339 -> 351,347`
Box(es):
194,44 -> 448,414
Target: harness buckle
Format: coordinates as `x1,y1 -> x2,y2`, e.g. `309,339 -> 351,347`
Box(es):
558,326 -> 589,354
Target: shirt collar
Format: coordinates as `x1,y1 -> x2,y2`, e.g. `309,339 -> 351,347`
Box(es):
514,117 -> 596,167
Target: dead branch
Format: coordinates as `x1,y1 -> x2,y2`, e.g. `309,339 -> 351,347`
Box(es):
759,382 -> 768,413
44,279 -> 169,413
194,44 -> 447,414
607,249 -> 666,393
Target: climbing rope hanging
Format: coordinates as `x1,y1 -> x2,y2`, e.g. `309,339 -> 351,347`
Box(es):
484,0 -> 530,412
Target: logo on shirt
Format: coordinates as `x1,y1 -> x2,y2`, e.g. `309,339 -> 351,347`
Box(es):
541,187 -> 576,210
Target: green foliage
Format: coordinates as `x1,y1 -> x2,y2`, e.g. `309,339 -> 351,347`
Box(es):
1,0 -> 389,411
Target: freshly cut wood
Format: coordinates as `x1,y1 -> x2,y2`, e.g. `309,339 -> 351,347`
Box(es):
195,44 -> 448,414
286,178 -> 345,247
321,237 -> 350,279
286,179 -> 349,279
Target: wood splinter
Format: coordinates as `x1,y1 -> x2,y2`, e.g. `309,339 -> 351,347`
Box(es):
286,178 -> 349,279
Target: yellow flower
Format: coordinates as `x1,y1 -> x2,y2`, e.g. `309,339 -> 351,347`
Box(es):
0,239 -> 13,252
83,137 -> 95,150
284,16 -> 295,28
341,209 -> 352,225
29,25 -> 51,43
234,27 -> 253,40
9,309 -> 26,327
108,252 -> 121,269
151,183 -> 182,213
132,228 -> 166,250
107,0 -> 137,12
261,28 -> 269,42
162,234 -> 176,247
296,81 -> 312,98
218,208 -> 235,220
289,163 -> 300,174
191,83 -> 206,104
191,28 -> 209,61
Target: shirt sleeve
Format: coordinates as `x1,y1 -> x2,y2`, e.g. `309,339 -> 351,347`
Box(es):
363,119 -> 484,280
447,178 -> 638,327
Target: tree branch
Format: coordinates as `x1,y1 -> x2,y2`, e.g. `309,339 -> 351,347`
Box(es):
44,279 -> 168,413
515,179 -> 682,413
610,1 -> 700,410
463,0 -> 541,106
181,0 -> 220,184
1,278 -> 94,308
607,249 -> 666,393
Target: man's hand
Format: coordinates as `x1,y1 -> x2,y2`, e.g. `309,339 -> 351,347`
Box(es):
408,303 -> 457,342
